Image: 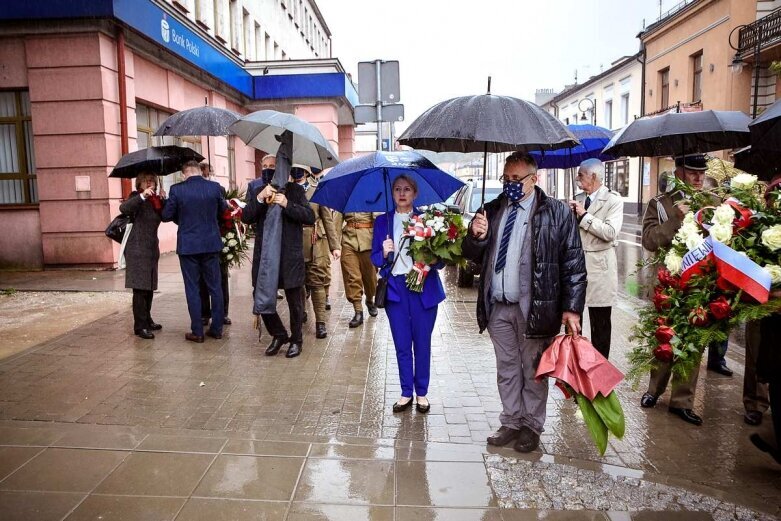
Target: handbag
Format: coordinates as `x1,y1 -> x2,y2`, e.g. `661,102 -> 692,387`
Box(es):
105,214 -> 130,243
375,250 -> 402,309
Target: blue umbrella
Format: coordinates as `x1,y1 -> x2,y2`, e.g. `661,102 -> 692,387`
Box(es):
530,124 -> 616,169
310,150 -> 466,213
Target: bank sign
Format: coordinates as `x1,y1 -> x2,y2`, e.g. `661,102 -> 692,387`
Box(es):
114,0 -> 252,96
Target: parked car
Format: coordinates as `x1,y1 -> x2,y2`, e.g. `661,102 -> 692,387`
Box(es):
454,179 -> 503,287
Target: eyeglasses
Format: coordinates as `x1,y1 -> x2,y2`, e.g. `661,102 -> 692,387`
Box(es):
500,172 -> 536,184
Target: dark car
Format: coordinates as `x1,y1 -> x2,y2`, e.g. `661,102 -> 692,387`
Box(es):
454,179 -> 503,287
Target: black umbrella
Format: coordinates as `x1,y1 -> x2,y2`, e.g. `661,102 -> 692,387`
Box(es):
733,146 -> 781,181
749,98 -> 781,152
109,145 -> 204,178
154,104 -> 240,168
398,78 -> 577,206
602,110 -> 751,158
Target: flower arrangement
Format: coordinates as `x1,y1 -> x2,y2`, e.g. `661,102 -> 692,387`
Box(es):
402,209 -> 467,292
629,170 -> 781,383
220,189 -> 250,269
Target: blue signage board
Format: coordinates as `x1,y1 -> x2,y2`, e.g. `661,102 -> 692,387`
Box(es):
254,73 -> 358,108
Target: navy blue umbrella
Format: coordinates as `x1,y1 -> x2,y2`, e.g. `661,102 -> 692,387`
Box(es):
530,124 -> 616,169
310,150 -> 465,213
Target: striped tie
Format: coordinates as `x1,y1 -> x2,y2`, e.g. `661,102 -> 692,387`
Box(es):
494,203 -> 519,273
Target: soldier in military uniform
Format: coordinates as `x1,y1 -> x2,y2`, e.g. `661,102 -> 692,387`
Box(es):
639,154 -> 709,426
338,212 -> 378,327
292,164 -> 341,339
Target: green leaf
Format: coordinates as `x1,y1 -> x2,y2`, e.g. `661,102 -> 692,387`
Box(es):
576,393 -> 609,455
592,392 -> 625,439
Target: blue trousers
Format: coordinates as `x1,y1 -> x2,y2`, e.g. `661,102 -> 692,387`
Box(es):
180,253 -> 223,337
385,275 -> 438,397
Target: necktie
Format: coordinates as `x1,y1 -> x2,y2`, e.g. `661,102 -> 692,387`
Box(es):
494,203 -> 519,273
585,196 -> 592,210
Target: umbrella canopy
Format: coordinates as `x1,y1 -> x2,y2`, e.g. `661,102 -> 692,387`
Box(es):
733,146 -> 781,181
749,98 -> 781,152
109,145 -> 203,178
530,124 -> 616,169
153,106 -> 240,137
229,110 -> 339,169
310,150 -> 465,213
602,110 -> 751,158
398,94 -> 578,153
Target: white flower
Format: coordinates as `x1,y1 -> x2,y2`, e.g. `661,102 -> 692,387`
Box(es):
425,219 -> 435,227
761,225 -> 781,251
709,223 -> 733,243
222,247 -> 229,253
664,250 -> 683,275
683,212 -> 696,225
685,233 -> 705,251
226,253 -> 234,260
226,232 -> 235,239
763,264 -> 781,285
221,237 -> 227,244
228,239 -> 238,247
712,204 -> 735,226
731,173 -> 758,190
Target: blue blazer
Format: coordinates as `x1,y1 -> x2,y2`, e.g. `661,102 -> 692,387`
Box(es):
161,176 -> 228,255
371,211 -> 446,310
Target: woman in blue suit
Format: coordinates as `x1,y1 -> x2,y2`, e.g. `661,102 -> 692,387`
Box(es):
371,175 -> 446,413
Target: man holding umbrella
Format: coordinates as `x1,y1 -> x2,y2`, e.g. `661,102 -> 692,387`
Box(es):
463,152 -> 586,453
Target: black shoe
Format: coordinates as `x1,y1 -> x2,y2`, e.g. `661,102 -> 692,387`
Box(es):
514,426 -> 540,453
223,317 -> 232,325
201,317 -> 210,326
668,407 -> 703,425
640,393 -> 658,408
392,398 -> 413,413
286,343 -> 302,358
349,312 -> 364,328
315,322 -> 327,339
148,322 -> 163,331
750,433 -> 781,465
707,364 -> 733,377
744,410 -> 763,426
325,299 -> 331,310
486,426 -> 520,446
367,303 -> 378,317
265,336 -> 288,356
135,329 -> 155,340
415,397 -> 430,414
206,329 -> 222,340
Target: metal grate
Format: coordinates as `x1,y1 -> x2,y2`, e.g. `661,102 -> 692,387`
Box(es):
738,8 -> 781,58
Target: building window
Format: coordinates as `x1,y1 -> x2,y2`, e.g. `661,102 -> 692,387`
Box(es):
691,51 -> 703,102
243,9 -> 252,59
229,0 -> 241,54
255,23 -> 263,60
0,90 -> 36,205
659,68 -> 670,109
213,0 -> 226,42
603,100 -> 612,129
605,159 -> 629,197
228,136 -> 236,190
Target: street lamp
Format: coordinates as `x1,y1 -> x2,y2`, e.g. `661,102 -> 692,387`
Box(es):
729,23 -> 763,119
578,98 -> 596,125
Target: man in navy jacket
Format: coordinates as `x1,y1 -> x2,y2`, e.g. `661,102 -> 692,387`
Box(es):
162,160 -> 229,343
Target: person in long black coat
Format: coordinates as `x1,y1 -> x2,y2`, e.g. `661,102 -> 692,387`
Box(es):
120,172 -> 164,339
242,177 -> 314,358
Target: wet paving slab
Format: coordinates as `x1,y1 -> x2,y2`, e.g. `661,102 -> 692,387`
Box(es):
0,252 -> 778,519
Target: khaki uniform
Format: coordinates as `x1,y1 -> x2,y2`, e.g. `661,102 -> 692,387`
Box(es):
641,193 -> 699,408
303,183 -> 340,322
337,212 -> 377,312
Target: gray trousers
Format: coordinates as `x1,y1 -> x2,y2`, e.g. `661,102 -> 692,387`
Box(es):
647,360 -> 700,409
487,302 -> 549,434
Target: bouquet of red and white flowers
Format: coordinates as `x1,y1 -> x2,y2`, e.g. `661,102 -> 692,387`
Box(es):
401,209 -> 467,292
629,168 -> 781,383
219,189 -> 250,269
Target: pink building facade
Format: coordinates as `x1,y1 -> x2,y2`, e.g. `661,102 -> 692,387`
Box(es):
0,1 -> 357,269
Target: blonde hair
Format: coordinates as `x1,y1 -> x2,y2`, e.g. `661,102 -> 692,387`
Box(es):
135,173 -> 158,191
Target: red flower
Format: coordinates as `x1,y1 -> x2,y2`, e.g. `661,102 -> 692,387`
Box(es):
655,317 -> 667,326
654,326 -> 675,343
708,296 -> 732,320
447,223 -> 459,241
653,291 -> 671,312
653,343 -> 674,363
689,306 -> 710,326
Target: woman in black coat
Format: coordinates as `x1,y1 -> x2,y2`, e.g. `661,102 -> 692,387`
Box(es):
120,172 -> 164,339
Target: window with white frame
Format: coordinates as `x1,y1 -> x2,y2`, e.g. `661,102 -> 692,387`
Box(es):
0,90 -> 36,205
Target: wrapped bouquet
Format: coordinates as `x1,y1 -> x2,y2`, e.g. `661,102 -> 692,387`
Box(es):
402,209 -> 467,292
219,189 -> 250,269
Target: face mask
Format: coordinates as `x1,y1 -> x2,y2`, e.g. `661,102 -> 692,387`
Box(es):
503,180 -> 525,203
261,168 -> 274,184
290,168 -> 307,181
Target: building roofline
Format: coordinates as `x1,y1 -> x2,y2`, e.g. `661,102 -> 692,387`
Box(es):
309,1 -> 331,38
639,0 -> 702,40
549,52 -> 641,104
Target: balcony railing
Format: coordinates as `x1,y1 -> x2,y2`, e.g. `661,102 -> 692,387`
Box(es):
737,8 -> 781,58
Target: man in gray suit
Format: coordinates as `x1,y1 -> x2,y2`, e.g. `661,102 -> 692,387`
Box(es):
464,152 -> 586,453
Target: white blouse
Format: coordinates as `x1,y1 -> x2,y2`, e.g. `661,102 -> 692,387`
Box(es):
391,211 -> 414,276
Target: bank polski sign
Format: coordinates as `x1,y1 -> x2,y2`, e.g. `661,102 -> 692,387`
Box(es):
161,14 -> 199,57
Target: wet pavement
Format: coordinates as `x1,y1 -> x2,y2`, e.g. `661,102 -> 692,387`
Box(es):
0,224 -> 779,520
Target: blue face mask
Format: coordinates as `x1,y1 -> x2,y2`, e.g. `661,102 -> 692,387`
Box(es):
503,180 -> 525,203
261,169 -> 274,184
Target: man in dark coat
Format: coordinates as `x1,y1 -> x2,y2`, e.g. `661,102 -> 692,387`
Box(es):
463,152 -> 586,453
162,160 -> 228,343
198,162 -> 232,327
242,166 -> 315,358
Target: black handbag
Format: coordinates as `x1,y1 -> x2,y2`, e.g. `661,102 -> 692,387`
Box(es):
105,214 -> 130,243
375,251 -> 402,309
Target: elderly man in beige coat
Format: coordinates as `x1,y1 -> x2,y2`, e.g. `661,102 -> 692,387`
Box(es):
568,158 -> 623,359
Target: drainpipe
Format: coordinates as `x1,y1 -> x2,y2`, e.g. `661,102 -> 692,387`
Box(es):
117,28 -> 131,199
636,43 -> 646,217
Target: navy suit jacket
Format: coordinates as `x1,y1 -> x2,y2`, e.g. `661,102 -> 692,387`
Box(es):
162,176 -> 228,255
371,212 -> 446,310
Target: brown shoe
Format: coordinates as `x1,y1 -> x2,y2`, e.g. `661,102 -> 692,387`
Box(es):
205,329 -> 222,340
486,426 -> 520,446
185,333 -> 204,343
513,426 -> 540,453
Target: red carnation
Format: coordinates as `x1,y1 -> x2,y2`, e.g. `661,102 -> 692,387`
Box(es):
447,223 -> 459,241
654,325 -> 675,343
708,296 -> 732,320
689,306 -> 710,326
653,343 -> 674,363
653,291 -> 671,312
658,268 -> 674,287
